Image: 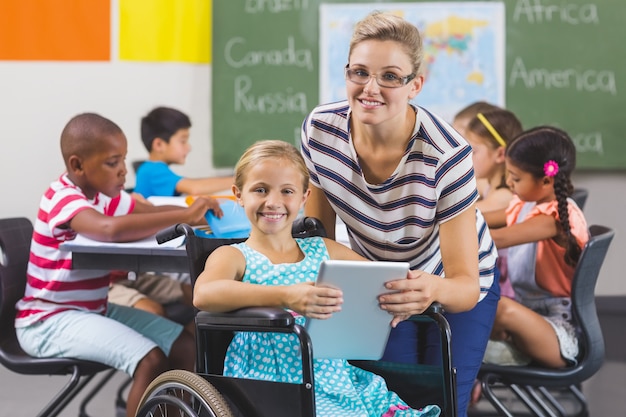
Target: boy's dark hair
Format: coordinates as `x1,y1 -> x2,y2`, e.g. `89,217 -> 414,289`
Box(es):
140,107 -> 191,151
61,113 -> 123,162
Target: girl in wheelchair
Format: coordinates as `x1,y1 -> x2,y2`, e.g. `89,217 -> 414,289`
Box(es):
193,140 -> 440,417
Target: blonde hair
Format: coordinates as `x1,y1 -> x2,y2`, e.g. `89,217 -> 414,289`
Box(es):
453,101 -> 499,125
234,140 -> 309,191
349,11 -> 425,77
467,108 -> 523,150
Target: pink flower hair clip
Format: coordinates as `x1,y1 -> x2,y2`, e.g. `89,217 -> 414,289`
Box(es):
544,160 -> 559,177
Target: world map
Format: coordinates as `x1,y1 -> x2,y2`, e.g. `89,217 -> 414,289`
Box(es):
319,2 -> 505,122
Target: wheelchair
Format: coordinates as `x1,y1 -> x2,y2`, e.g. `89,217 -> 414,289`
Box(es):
135,217 -> 457,417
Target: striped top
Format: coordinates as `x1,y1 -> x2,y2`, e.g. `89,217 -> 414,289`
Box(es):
15,173 -> 135,328
301,101 -> 497,301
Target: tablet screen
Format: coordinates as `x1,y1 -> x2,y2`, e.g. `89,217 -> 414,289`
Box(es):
305,259 -> 409,359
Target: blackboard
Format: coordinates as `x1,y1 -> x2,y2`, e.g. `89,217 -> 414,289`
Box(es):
212,0 -> 626,170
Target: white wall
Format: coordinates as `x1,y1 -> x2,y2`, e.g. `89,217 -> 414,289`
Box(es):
571,172 -> 625,295
0,62 -> 623,296
0,61 -> 228,215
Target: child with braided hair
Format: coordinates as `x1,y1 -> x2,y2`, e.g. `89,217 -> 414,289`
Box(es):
482,126 -> 589,368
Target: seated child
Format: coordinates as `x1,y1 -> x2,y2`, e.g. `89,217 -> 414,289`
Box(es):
14,113 -> 219,417
483,126 -> 589,368
192,140 -> 440,417
133,106 -> 233,198
453,102 -> 501,207
463,108 -> 523,213
110,106 -> 232,330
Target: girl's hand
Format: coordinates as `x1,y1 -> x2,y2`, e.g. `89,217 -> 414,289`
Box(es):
286,282 -> 343,319
378,269 -> 438,327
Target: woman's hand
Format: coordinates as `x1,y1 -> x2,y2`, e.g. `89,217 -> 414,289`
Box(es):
286,282 -> 343,319
378,269 -> 439,327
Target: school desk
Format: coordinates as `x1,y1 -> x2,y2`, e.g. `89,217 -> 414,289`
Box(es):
59,233 -> 189,273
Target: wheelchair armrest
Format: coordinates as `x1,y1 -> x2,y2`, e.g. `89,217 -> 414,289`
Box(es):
426,302 -> 443,315
195,307 -> 294,329
406,302 -> 444,322
156,223 -> 195,244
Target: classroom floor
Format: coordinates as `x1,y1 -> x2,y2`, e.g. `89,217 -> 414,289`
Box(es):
1,358 -> 623,417
468,360 -> 626,416
2,299 -> 624,417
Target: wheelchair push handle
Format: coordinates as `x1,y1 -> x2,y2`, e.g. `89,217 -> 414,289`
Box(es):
156,223 -> 195,244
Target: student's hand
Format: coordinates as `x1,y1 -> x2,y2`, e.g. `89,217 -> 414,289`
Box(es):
378,269 -> 438,327
131,192 -> 152,205
188,196 -> 224,219
185,196 -> 224,225
287,282 -> 343,319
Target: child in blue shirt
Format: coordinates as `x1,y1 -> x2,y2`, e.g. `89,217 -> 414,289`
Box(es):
133,106 -> 233,198
110,107 -> 232,331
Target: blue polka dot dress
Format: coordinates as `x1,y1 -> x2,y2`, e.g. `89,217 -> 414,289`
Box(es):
223,237 -> 440,417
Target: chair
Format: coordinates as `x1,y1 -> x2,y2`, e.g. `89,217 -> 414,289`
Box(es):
135,218 -> 457,417
0,217 -> 112,417
132,159 -> 146,174
477,224 -> 614,417
571,188 -> 589,211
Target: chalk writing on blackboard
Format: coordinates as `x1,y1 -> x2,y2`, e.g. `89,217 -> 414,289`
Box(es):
509,58 -> 617,95
572,132 -> 603,155
243,0 -> 310,14
513,0 -> 599,24
224,37 -> 313,70
234,75 -> 308,114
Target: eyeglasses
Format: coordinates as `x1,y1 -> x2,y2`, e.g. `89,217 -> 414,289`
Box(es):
344,65 -> 416,88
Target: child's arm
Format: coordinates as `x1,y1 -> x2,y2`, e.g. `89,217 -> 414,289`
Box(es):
131,194 -> 223,218
482,208 -> 508,228
489,213 -> 559,249
175,176 -> 234,196
193,246 -> 343,319
476,188 -> 513,214
68,197 -> 215,243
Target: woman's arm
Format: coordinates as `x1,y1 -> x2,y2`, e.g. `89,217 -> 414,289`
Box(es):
431,206 -> 481,311
378,206 -> 481,325
304,185 -> 337,240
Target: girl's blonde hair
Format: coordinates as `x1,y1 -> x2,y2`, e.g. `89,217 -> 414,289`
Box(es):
234,140 -> 310,191
349,11 -> 425,77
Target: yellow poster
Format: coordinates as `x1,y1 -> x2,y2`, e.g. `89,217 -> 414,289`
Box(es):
119,0 -> 210,63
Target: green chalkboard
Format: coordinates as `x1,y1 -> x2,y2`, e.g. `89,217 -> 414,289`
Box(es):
212,0 -> 626,169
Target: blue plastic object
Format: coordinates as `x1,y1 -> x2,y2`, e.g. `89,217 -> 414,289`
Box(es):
203,199 -> 251,238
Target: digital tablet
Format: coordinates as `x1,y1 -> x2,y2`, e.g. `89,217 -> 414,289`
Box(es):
305,259 -> 410,359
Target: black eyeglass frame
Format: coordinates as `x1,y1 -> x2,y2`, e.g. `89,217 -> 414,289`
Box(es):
344,65 -> 416,88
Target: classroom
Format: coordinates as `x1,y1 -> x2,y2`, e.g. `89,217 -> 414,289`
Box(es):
0,0 -> 624,415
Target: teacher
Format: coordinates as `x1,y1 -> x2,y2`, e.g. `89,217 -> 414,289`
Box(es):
301,11 -> 499,417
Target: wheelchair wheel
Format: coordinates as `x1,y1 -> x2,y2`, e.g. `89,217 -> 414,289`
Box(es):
136,369 -> 234,417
